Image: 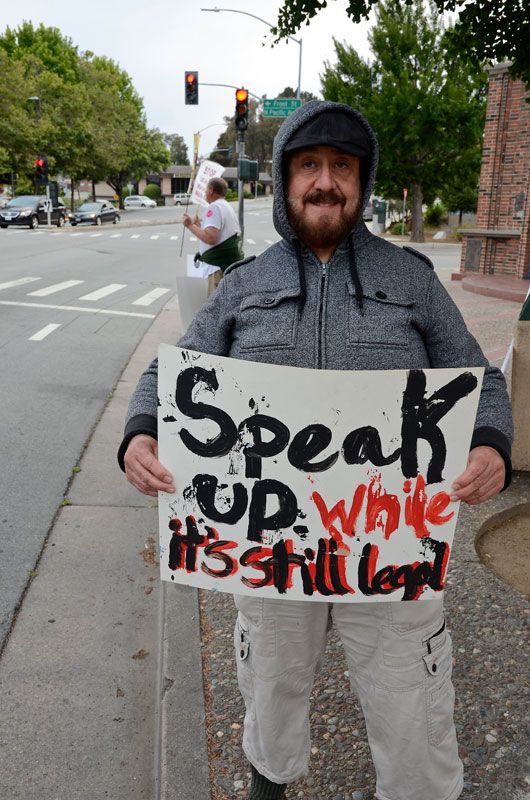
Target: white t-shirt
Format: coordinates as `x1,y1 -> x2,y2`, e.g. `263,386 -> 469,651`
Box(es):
199,198 -> 241,275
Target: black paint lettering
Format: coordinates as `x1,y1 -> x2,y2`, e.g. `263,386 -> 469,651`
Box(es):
192,474 -> 248,524
240,546 -> 274,588
401,369 -> 478,484
287,424 -> 339,472
201,541 -> 238,578
247,479 -> 298,543
177,366 -> 238,457
272,539 -> 314,595
342,425 -> 400,467
238,414 -> 290,479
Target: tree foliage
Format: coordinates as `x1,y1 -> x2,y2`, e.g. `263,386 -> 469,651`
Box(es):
320,0 -> 487,240
0,22 -> 171,206
272,0 -> 530,86
163,133 -> 190,165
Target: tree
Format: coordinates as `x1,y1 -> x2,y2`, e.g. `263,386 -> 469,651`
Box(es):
163,134 -> 189,165
320,0 -> 487,241
272,0 -> 530,86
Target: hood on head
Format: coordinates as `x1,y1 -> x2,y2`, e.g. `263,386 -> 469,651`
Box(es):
272,100 -> 379,244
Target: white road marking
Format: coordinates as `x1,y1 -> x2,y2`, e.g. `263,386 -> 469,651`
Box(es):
29,323 -> 61,341
131,234 -> 140,239
78,283 -> 127,301
90,232 -> 103,237
170,235 -> 179,240
189,236 -> 198,242
28,280 -> 84,297
0,300 -> 155,319
246,238 -> 256,245
150,235 -> 159,240
265,239 -> 276,244
132,287 -> 171,306
110,233 -> 122,238
70,232 -> 84,237
0,277 -> 41,291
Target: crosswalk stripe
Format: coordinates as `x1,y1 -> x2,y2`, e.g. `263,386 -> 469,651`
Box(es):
265,239 -> 275,244
29,323 -> 61,341
0,277 -> 41,291
90,233 -> 103,237
170,236 -> 179,240
0,300 -> 155,319
132,288 -> 172,306
78,284 -> 127,301
246,238 -> 256,244
131,234 -> 140,239
150,235 -> 159,240
28,280 -> 84,297
110,233 -> 122,238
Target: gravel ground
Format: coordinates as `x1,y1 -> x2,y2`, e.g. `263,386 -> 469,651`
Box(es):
199,470 -> 530,800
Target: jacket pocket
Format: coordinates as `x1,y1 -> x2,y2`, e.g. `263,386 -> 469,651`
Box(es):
347,281 -> 414,348
239,287 -> 300,351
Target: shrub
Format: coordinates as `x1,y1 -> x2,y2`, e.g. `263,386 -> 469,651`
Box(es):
143,183 -> 161,200
424,202 -> 447,227
225,188 -> 238,202
391,221 -> 408,235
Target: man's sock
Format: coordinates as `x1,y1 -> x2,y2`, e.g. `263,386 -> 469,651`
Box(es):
248,764 -> 287,799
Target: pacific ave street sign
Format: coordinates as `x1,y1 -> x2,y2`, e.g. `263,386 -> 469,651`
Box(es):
262,98 -> 302,117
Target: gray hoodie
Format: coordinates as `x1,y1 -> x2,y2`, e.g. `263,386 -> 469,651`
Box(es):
118,101 -> 512,480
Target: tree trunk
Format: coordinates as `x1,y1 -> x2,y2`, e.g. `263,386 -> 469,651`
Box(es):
410,183 -> 424,242
70,179 -> 76,215
92,180 -> 96,202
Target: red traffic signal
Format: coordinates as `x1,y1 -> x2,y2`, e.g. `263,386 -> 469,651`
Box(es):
185,71 -> 198,105
235,88 -> 249,132
35,155 -> 48,184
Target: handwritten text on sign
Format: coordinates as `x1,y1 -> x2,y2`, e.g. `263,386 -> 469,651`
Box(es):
158,346 -> 483,602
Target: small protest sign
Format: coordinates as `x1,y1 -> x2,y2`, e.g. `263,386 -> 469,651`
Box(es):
158,345 -> 483,602
190,160 -> 225,208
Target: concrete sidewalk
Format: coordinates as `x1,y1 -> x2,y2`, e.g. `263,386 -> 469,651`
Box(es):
0,293 -> 209,799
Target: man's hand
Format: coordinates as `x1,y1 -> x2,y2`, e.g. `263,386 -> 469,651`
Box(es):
182,212 -> 199,229
450,446 -> 505,506
124,434 -> 175,497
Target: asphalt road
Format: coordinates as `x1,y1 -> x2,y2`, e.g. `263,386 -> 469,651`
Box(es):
0,200 -> 466,649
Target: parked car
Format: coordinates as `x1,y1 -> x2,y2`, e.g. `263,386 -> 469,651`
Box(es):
0,195 -> 67,229
124,194 -> 156,209
173,192 -> 191,206
363,198 -> 374,221
69,201 -> 120,226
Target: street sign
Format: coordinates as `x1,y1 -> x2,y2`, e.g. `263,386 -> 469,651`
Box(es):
262,98 -> 302,118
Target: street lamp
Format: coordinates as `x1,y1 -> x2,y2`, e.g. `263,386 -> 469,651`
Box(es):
201,7 -> 302,100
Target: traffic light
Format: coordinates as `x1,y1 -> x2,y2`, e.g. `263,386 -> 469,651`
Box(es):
235,88 -> 249,132
35,156 -> 48,185
185,71 -> 198,105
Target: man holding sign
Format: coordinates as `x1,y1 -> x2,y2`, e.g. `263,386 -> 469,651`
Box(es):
119,101 -> 512,800
183,176 -> 242,296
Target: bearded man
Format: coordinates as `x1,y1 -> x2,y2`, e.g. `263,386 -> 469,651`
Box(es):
119,101 -> 512,800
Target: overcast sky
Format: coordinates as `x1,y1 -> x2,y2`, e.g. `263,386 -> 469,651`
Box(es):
1,0 -> 375,161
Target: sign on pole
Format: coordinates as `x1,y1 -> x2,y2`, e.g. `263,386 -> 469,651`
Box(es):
189,160 -> 225,208
262,98 -> 302,118
158,345 -> 483,603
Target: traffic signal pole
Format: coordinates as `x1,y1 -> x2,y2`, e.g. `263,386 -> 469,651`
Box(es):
237,133 -> 245,237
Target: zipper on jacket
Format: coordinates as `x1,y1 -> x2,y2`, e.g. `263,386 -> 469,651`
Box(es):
317,262 -> 327,369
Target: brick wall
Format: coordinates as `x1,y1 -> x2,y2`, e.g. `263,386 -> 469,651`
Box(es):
460,64 -> 530,280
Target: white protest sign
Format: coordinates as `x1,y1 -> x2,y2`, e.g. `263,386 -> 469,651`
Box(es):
158,345 -> 483,603
190,160 -> 225,208
186,254 -> 210,279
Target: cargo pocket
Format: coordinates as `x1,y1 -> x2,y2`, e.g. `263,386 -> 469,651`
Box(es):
424,624 -> 455,746
234,612 -> 256,721
239,287 -> 300,351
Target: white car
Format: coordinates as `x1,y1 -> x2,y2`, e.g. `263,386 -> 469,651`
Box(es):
173,192 -> 191,206
124,195 -> 156,208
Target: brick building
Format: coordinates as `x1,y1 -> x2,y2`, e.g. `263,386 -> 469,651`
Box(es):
460,63 -> 530,284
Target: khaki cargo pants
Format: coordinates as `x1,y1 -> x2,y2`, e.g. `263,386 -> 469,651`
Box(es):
234,594 -> 463,800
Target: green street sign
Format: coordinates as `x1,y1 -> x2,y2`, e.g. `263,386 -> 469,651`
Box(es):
262,98 -> 302,117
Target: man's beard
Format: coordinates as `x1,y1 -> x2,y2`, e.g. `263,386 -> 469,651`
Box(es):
286,189 -> 362,252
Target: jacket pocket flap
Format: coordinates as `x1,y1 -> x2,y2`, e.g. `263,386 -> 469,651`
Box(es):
241,286 -> 301,312
347,280 -> 414,307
